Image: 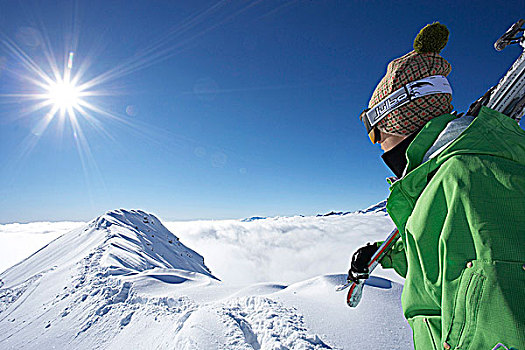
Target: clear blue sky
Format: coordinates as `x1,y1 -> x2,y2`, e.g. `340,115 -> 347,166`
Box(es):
1,1 -> 524,223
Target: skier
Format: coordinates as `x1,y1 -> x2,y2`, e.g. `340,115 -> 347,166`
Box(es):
348,22 -> 525,349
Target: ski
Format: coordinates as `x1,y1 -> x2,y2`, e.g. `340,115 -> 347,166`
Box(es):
336,228 -> 400,307
469,19 -> 525,122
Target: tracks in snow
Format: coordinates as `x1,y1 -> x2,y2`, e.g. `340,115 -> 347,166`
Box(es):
1,244 -> 334,349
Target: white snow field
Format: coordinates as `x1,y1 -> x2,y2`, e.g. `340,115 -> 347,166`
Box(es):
0,204 -> 413,349
0,221 -> 84,273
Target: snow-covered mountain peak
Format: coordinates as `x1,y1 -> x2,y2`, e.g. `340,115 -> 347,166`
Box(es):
88,209 -> 216,279
93,209 -> 159,231
0,208 -> 217,306
0,209 -> 221,349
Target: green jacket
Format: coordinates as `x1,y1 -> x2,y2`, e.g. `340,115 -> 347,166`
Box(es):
380,107 -> 525,350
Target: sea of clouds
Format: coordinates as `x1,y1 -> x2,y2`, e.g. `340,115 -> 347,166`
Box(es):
0,212 -> 401,285
164,213 -> 399,285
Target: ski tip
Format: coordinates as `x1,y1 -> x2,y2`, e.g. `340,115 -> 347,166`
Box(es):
335,283 -> 350,292
346,282 -> 364,308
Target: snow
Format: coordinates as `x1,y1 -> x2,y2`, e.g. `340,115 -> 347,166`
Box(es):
0,221 -> 84,273
0,204 -> 412,349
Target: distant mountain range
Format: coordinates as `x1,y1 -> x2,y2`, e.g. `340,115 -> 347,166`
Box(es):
240,200 -> 387,222
317,200 -> 387,217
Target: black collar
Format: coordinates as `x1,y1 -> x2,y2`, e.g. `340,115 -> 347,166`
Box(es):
381,131 -> 420,178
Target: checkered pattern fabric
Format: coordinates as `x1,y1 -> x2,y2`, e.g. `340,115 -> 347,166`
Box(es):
368,51 -> 453,136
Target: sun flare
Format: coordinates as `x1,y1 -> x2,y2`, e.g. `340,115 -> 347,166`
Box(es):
0,37 -> 124,173
45,78 -> 82,111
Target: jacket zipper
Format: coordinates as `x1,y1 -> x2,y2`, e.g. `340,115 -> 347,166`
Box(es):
423,317 -> 438,350
457,272 -> 485,349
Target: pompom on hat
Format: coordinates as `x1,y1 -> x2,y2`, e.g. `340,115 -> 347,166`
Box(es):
368,22 -> 453,137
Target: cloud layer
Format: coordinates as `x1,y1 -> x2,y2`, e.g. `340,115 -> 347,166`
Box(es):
164,212 -> 397,285
0,212 -> 400,285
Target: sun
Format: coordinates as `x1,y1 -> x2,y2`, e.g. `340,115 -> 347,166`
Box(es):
45,78 -> 83,112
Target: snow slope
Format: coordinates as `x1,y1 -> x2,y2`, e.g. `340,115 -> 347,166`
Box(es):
0,221 -> 84,273
0,207 -> 412,349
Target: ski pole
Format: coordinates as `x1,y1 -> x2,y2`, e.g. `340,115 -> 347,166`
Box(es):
336,228 -> 400,307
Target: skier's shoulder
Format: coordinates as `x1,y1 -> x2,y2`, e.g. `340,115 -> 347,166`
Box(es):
429,107 -> 525,165
461,107 -> 525,162
475,106 -> 525,137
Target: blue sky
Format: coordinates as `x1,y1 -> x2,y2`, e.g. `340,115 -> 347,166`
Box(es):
1,1 -> 524,223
